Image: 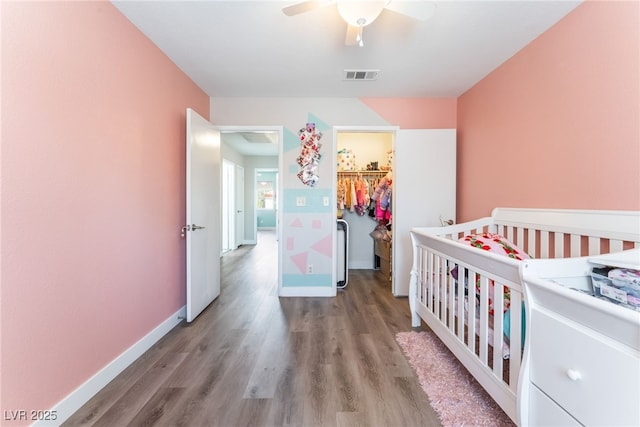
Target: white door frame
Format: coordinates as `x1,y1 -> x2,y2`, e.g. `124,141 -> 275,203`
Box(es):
235,164 -> 245,247
221,158 -> 236,253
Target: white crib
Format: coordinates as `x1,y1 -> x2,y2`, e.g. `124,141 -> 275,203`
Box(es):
408,208 -> 640,424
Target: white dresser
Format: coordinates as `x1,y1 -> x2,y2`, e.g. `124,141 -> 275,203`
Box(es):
519,251 -> 640,426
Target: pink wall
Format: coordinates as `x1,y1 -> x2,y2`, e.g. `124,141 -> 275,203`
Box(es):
457,1 -> 640,222
1,1 -> 209,418
361,98 -> 457,128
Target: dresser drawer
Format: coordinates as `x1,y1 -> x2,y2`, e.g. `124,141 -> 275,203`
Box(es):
529,308 -> 640,426
528,384 -> 580,427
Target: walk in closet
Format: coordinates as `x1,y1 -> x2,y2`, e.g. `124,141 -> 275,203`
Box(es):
335,128 -> 457,297
336,132 -> 393,282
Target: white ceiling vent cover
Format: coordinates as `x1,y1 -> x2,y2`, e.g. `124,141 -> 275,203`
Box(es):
344,69 -> 379,81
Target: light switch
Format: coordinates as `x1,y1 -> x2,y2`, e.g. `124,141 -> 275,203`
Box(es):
323,196 -> 329,206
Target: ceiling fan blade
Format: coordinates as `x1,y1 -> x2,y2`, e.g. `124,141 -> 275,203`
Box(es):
282,0 -> 332,16
385,0 -> 436,21
345,24 -> 359,46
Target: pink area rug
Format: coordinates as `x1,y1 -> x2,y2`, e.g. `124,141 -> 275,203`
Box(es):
396,331 -> 515,427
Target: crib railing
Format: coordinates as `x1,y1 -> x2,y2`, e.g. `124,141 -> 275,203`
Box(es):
492,207 -> 640,257
419,208 -> 640,259
411,230 -> 523,422
408,208 -> 640,424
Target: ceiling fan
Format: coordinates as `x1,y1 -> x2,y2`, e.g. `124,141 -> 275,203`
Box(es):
283,0 -> 436,47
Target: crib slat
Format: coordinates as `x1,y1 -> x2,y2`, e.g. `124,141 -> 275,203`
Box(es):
432,255 -> 441,319
425,251 -> 435,312
419,249 -> 424,306
540,231 -> 550,258
610,240 -> 624,253
493,283 -> 504,379
419,248 -> 426,305
438,257 -> 447,325
588,236 -> 600,255
457,268 -> 466,341
527,229 -> 536,259
468,271 -> 477,354
554,232 -> 564,258
517,228 -> 524,246
448,261 -> 456,332
425,251 -> 431,308
478,276 -> 490,365
570,234 -> 581,257
420,249 -> 426,307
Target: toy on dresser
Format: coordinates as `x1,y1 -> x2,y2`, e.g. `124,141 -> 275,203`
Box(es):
590,250 -> 640,311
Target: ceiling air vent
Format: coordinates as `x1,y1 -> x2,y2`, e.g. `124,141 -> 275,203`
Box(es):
344,69 -> 379,81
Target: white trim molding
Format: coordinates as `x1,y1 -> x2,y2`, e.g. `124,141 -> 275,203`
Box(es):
37,306 -> 186,426
279,287 -> 336,297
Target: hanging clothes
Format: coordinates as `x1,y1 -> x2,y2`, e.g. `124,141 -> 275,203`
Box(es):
349,179 -> 357,213
372,172 -> 392,225
337,178 -> 347,210
371,173 -> 391,202
355,177 -> 370,216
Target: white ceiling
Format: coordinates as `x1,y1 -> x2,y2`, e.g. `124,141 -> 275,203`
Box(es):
221,130 -> 281,156
112,0 -> 582,155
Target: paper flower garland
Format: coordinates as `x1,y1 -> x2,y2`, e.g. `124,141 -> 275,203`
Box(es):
296,123 -> 322,187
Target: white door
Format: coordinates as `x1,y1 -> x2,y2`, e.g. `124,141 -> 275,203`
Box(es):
185,108 -> 221,322
235,165 -> 245,247
393,129 -> 456,296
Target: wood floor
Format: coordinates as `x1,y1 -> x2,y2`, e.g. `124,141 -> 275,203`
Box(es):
64,230 -> 440,427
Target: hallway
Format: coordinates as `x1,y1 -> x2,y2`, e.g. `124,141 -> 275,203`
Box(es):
64,231 -> 439,426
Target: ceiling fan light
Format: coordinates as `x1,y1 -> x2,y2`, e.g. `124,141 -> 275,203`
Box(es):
337,1 -> 386,27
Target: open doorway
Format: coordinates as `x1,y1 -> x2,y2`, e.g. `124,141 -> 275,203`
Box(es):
220,126 -> 282,252
256,169 -> 278,241
334,126 -> 396,293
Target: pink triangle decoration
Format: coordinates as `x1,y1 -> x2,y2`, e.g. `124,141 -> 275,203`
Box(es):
291,218 -> 303,228
291,252 -> 308,274
311,233 -> 333,258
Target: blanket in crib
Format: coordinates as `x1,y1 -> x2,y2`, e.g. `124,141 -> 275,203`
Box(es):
451,233 -> 530,316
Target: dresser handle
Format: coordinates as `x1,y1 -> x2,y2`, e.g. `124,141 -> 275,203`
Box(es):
566,369 -> 581,381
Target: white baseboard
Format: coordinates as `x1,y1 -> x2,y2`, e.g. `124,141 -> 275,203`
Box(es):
348,261 -> 374,269
38,306 -> 186,426
279,287 -> 336,297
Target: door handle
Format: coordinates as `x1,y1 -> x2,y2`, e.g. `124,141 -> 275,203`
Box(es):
237,210 -> 243,213
180,224 -> 205,238
439,216 -> 454,226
